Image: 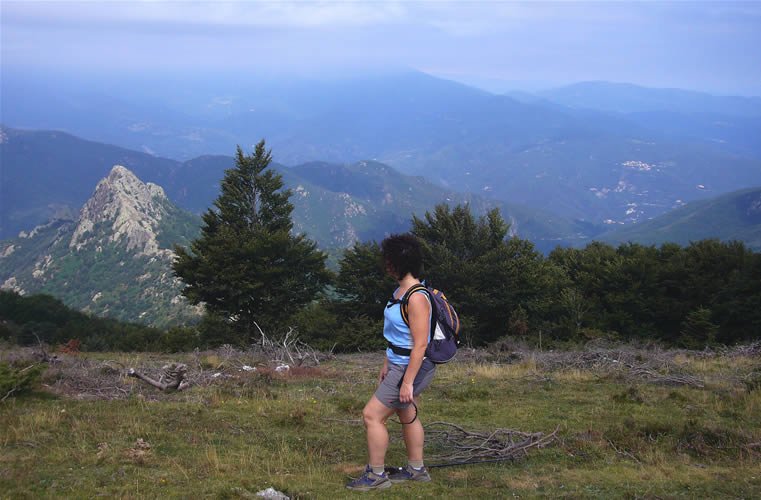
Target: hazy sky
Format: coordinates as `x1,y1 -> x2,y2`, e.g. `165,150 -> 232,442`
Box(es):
2,1 -> 760,95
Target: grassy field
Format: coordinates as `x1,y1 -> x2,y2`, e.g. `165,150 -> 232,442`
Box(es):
1,344 -> 760,498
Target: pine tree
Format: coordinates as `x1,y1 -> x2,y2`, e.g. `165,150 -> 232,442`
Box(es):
172,141 -> 331,342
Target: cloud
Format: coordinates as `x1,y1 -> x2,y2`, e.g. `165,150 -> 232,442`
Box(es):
2,1 -> 408,30
2,1 -> 760,93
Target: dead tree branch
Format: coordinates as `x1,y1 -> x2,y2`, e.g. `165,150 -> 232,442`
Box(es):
128,363 -> 190,392
31,332 -> 58,364
256,326 -> 322,367
423,422 -> 559,466
627,366 -> 704,388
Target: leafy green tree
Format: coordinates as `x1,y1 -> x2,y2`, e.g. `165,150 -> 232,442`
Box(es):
507,305 -> 529,337
651,242 -> 691,341
679,307 -> 718,348
158,326 -> 201,353
173,141 -> 331,342
412,204 -> 558,345
607,243 -> 662,340
558,288 -> 590,338
334,241 -> 396,320
549,243 -> 615,329
714,250 -> 761,343
292,241 -> 395,352
291,303 -> 385,352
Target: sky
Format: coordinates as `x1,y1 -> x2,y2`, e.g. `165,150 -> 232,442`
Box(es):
2,1 -> 761,95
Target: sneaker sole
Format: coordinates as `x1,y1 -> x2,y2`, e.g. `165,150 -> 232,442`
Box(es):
346,480 -> 392,491
390,476 -> 431,483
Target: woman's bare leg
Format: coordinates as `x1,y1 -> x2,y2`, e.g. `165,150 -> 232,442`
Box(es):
363,396 -> 396,466
397,399 -> 424,462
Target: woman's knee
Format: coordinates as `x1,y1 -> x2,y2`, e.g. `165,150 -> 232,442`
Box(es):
363,398 -> 391,426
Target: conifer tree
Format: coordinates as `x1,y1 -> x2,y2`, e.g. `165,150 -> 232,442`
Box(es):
173,141 -> 331,342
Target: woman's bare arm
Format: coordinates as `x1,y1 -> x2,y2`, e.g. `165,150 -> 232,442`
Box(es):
399,291 -> 431,403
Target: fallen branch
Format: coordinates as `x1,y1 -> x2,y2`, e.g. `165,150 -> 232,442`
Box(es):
423,422 -> 559,467
1,387 -> 18,402
128,363 -> 190,392
627,366 -> 704,388
607,439 -> 642,464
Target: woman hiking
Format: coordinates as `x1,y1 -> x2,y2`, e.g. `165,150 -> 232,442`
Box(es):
346,233 -> 436,491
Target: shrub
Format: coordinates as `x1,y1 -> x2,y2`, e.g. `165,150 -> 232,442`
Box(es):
158,326 -> 200,353
59,339 -> 81,354
292,302 -> 384,352
0,362 -> 45,400
743,367 -> 761,393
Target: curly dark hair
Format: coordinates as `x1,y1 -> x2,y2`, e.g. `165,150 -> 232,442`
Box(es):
381,233 -> 424,280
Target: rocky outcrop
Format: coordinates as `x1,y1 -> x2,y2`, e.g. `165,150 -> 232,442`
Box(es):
0,165 -> 202,327
70,165 -> 172,257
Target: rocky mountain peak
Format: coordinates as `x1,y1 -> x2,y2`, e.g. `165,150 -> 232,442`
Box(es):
69,165 -> 171,255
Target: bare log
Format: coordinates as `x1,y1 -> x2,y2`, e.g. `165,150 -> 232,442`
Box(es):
128,363 -> 189,392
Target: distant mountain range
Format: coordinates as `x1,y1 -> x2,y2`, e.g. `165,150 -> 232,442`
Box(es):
538,81 -> 761,116
537,81 -> 761,159
3,71 -> 759,228
0,127 -> 593,250
600,187 -> 761,251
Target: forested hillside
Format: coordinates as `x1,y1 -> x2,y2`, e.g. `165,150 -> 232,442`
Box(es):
0,127 -> 594,248
0,292 -> 167,351
601,187 -> 761,250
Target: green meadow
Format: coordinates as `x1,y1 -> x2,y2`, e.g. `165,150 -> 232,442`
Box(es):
2,346 -> 760,498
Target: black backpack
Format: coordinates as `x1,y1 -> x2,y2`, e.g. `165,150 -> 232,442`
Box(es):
388,283 -> 461,364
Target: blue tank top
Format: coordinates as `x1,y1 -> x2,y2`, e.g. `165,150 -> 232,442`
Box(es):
383,288 -> 431,366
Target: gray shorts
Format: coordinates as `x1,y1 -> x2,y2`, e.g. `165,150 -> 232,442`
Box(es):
374,358 -> 436,409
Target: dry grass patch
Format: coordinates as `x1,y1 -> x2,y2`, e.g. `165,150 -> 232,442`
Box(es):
448,358 -> 539,381
333,462 -> 364,475
444,469 -> 469,481
555,368 -> 597,382
504,473 -> 541,491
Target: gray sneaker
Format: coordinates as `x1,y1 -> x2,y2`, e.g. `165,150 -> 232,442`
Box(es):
346,465 -> 392,491
387,465 -> 431,483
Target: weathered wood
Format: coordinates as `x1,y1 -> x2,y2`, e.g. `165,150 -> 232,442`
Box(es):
128,363 -> 189,391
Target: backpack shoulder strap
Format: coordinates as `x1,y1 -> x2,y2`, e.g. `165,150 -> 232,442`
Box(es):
399,283 -> 433,327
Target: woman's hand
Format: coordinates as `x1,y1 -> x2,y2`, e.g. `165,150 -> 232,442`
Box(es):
399,381 -> 414,403
378,365 -> 389,384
